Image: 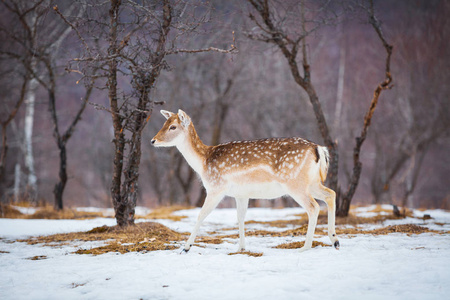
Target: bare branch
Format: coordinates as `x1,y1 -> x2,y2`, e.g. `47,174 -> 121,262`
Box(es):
167,44 -> 237,55
53,5 -> 91,55
339,0 -> 394,215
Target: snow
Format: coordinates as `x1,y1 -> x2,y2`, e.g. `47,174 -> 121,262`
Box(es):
1,207 -> 450,300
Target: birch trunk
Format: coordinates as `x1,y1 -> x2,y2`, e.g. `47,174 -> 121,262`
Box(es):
333,45 -> 346,132
24,77 -> 38,199
14,163 -> 21,203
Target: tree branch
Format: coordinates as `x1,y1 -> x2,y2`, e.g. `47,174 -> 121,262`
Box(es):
339,0 -> 394,214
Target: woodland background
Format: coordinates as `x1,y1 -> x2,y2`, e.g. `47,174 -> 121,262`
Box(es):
0,0 -> 449,210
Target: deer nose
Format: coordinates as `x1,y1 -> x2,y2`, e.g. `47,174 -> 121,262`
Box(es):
151,139 -> 156,145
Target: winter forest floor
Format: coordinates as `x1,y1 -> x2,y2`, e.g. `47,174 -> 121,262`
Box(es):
0,204 -> 449,300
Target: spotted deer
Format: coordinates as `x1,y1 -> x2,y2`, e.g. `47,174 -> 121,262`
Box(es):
151,109 -> 339,253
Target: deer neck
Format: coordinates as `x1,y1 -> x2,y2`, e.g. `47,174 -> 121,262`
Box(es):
176,124 -> 210,176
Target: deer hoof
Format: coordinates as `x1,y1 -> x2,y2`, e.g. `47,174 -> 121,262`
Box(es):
334,240 -> 340,250
180,246 -> 190,255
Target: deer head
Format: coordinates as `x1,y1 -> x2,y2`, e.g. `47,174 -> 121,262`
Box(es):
151,109 -> 191,147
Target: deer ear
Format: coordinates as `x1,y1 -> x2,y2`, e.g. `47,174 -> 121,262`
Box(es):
160,110 -> 174,120
178,109 -> 191,128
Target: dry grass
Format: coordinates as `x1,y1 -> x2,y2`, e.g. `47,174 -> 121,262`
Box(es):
71,282 -> 87,288
228,251 -> 263,257
274,241 -> 330,249
141,205 -> 191,221
245,218 -> 305,228
20,222 -> 186,255
7,205 -> 448,256
0,203 -> 105,219
27,206 -> 106,220
195,236 -> 225,245
1,203 -> 193,221
336,224 -> 443,235
27,255 -> 48,260
217,225 -> 325,240
246,205 -> 424,233
0,204 -> 24,218
246,208 -> 413,229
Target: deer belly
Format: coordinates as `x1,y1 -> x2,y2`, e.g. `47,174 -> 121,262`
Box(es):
226,182 -> 286,199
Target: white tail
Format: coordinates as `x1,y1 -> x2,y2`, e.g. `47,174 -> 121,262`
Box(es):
152,109 -> 339,253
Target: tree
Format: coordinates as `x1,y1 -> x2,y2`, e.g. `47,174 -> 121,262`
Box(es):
0,0 -> 45,200
368,0 -> 449,209
246,0 -> 393,216
337,1 -> 393,215
57,0 -> 236,226
0,76 -> 28,188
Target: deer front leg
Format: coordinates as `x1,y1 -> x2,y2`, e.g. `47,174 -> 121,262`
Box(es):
235,198 -> 249,252
183,191 -> 223,253
300,199 -> 320,252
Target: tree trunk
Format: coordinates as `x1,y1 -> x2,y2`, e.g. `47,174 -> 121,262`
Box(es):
107,0 -> 128,227
302,83 -> 339,195
14,163 -> 21,203
333,42 -> 346,132
54,140 -> 67,210
24,77 -> 39,200
1,75 -> 27,184
119,93 -> 148,225
336,1 -> 393,216
120,140 -> 141,226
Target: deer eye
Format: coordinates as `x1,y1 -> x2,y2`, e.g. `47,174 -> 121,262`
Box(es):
169,125 -> 177,131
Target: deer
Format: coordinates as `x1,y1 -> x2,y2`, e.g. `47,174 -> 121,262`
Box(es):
151,109 -> 339,253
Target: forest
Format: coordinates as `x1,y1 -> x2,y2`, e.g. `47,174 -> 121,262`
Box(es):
0,0 -> 449,219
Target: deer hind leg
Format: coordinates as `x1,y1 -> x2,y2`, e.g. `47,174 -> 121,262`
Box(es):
183,191 -> 223,253
235,198 -> 249,252
311,183 -> 340,249
288,189 -> 320,252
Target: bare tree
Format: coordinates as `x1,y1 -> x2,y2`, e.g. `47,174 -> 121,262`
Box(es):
0,77 -> 28,187
246,0 -> 393,216
368,0 -> 449,209
337,0 -> 393,215
0,0 -> 47,200
57,0 -> 236,226
246,0 -> 341,195
3,0 -> 89,209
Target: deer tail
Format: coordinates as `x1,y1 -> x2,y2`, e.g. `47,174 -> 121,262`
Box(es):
317,146 -> 330,183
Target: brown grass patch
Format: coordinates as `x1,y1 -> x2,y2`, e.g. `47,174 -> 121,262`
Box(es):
20,222 -> 186,255
367,224 -> 440,235
195,236 -> 225,245
0,204 -> 24,218
246,226 -> 325,237
194,226 -> 323,245
246,209 -> 414,229
336,224 -> 442,235
27,206 -> 105,219
0,204 -> 105,219
215,226 -> 325,240
228,251 -> 263,257
335,212 -> 414,226
0,250 -> 10,254
27,255 -> 48,260
141,205 -> 191,221
246,218 -> 305,228
274,241 -> 330,249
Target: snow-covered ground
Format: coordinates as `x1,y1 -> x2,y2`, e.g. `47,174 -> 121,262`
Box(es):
1,206 -> 449,300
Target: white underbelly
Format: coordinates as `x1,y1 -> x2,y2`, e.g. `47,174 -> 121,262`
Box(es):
225,182 -> 286,199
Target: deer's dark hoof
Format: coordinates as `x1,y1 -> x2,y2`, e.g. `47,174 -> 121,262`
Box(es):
334,240 -> 340,250
180,247 -> 190,255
